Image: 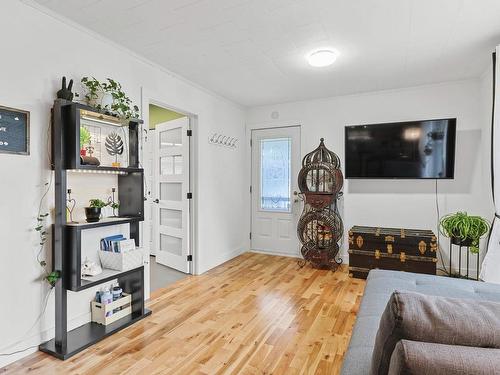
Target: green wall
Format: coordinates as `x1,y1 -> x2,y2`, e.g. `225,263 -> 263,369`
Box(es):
149,104 -> 185,129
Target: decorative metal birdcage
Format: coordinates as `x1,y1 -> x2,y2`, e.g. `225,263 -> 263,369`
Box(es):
297,138 -> 344,269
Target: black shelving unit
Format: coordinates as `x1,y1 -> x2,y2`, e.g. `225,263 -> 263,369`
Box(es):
40,99 -> 151,360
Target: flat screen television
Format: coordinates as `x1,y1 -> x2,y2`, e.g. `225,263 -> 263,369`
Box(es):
345,119 -> 456,179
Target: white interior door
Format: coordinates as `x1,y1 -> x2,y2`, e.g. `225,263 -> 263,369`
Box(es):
251,126 -> 301,256
153,118 -> 190,273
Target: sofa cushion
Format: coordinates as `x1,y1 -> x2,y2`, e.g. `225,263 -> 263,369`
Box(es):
389,340 -> 500,375
371,291 -> 500,375
340,270 -> 500,375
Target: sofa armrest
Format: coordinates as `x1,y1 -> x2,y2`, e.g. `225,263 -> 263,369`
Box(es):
388,340 -> 500,375
371,291 -> 500,375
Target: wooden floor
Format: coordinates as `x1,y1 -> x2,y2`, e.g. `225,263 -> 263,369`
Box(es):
1,253 -> 365,375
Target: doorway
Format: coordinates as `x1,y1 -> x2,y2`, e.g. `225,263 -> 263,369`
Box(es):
251,126 -> 301,256
146,104 -> 192,293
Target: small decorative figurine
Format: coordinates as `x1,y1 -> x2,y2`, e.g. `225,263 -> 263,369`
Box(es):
66,188 -> 78,223
105,132 -> 124,167
107,187 -> 119,217
56,76 -> 74,101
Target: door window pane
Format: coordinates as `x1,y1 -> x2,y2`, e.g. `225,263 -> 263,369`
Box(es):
260,138 -> 291,212
160,156 -> 174,175
160,208 -> 182,228
160,234 -> 182,256
160,155 -> 183,175
160,182 -> 182,201
159,128 -> 182,149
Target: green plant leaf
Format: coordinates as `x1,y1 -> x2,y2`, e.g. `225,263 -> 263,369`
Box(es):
439,212 -> 490,254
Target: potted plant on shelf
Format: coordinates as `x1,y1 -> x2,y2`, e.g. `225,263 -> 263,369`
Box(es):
85,199 -> 109,223
79,77 -> 139,120
439,212 -> 490,254
80,77 -> 113,111
80,126 -> 91,156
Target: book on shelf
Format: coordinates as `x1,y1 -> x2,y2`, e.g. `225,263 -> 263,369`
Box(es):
100,235 -> 136,253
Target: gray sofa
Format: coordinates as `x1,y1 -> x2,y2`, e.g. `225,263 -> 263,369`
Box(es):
341,269 -> 500,375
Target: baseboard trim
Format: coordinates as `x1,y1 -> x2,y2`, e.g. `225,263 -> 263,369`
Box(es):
249,249 -> 301,259
196,247 -> 246,275
0,311 -> 91,368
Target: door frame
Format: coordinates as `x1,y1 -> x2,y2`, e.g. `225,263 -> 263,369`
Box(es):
141,88 -> 198,298
247,121 -> 302,258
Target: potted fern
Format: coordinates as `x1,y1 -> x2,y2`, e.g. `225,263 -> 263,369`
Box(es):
439,212 -> 490,254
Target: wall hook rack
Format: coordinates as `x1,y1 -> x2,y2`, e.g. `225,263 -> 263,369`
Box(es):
208,133 -> 238,149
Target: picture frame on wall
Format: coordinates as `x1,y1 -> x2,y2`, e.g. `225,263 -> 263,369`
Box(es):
0,105 -> 30,155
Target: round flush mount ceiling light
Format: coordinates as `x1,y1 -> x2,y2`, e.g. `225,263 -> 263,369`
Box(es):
307,49 -> 338,67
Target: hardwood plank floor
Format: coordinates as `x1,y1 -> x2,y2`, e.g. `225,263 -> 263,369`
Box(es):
1,253 -> 365,375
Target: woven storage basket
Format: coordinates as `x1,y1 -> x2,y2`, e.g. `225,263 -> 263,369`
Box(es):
99,248 -> 143,271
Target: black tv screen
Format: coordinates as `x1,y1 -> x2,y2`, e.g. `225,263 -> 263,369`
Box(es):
345,119 -> 456,179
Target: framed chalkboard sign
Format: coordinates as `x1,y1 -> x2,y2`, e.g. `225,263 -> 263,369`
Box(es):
0,105 -> 30,155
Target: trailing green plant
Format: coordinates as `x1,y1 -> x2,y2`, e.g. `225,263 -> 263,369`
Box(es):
439,212 -> 490,254
36,179 -> 61,288
80,76 -> 102,109
80,126 -> 91,149
109,202 -> 119,210
88,199 -> 109,208
79,77 -> 139,119
102,78 -> 139,119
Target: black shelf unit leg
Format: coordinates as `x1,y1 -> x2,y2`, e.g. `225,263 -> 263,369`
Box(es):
448,239 -> 481,281
53,100 -> 68,351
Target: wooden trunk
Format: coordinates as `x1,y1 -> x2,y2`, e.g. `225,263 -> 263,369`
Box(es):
348,226 -> 437,279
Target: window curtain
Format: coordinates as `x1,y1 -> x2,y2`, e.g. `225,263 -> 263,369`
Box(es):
480,48 -> 500,283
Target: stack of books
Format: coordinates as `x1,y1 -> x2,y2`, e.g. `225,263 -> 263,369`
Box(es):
100,235 -> 136,253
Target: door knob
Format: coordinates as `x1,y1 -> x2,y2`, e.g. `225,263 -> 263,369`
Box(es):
153,199 -> 159,204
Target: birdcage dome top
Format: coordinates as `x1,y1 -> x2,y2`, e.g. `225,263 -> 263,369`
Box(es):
302,138 -> 340,168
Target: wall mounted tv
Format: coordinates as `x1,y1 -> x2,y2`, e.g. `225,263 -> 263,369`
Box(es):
345,119 -> 456,179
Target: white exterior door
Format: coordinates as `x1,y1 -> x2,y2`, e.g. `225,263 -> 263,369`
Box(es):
251,126 -> 301,256
153,118 -> 190,273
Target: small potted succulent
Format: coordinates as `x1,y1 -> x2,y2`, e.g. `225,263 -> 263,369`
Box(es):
80,126 -> 91,156
439,212 -> 490,254
85,199 -> 109,223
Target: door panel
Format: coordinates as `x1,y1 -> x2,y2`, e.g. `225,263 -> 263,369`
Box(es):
153,118 -> 190,273
251,126 -> 301,255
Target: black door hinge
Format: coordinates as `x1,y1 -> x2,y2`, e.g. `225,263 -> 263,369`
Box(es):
187,129 -> 192,136
187,255 -> 193,261
249,232 -> 252,240
187,192 -> 192,199
250,186 -> 252,193
250,139 -> 252,147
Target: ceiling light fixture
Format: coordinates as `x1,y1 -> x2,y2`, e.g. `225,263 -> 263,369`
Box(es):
307,49 -> 338,67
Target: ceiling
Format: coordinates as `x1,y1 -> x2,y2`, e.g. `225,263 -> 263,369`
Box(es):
33,0 -> 500,106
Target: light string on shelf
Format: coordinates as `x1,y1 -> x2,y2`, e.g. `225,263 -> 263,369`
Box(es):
208,133 -> 238,149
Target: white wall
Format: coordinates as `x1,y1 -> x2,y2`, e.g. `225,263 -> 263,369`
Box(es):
247,79 -> 494,269
0,0 -> 248,367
